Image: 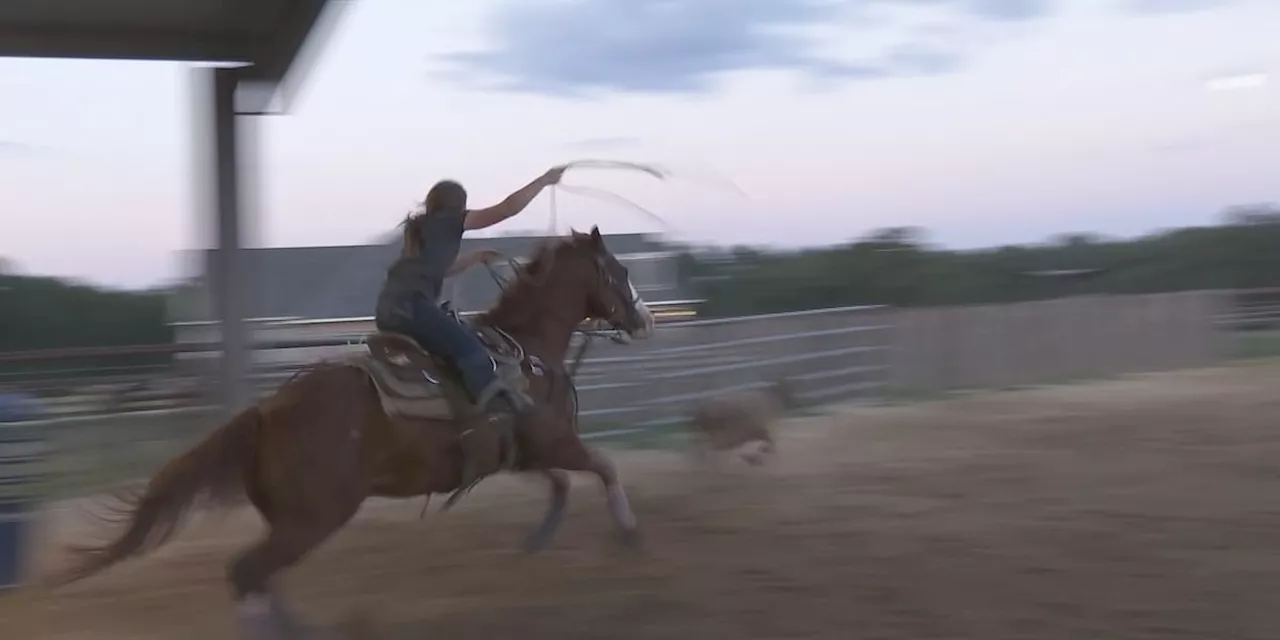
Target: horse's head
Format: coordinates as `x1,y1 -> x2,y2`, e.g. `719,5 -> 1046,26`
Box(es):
568,226 -> 656,341
487,226 -> 656,343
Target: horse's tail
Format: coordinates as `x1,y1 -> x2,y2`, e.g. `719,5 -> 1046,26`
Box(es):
51,406 -> 261,586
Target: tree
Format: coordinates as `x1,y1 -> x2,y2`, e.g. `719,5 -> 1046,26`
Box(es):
1222,203 -> 1280,226
0,275 -> 174,377
681,215 -> 1280,316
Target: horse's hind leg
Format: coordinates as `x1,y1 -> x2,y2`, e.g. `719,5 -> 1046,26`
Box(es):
523,469 -> 571,553
229,514 -> 355,639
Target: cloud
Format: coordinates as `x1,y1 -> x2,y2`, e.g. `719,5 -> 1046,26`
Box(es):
905,0 -> 1054,21
1204,72 -> 1268,92
563,135 -> 645,150
0,140 -> 61,163
1120,0 -> 1239,15
438,0 -> 1055,97
0,140 -> 46,160
1149,136 -> 1214,155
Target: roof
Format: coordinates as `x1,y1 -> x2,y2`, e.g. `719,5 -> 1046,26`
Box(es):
0,0 -> 342,107
170,233 -> 694,323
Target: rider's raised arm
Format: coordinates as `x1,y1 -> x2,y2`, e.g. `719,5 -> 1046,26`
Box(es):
464,167 -> 565,230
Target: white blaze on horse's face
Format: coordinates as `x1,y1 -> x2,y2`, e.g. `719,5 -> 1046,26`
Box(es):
628,279 -> 656,340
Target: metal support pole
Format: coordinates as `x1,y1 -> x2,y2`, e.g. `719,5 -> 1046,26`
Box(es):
203,67 -> 252,417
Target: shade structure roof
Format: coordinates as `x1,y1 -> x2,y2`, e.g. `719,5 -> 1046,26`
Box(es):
0,0 -> 341,105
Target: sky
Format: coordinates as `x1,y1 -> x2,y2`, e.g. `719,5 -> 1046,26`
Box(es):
1,0 -> 1278,289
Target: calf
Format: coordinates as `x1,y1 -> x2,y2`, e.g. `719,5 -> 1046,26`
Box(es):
688,378 -> 797,465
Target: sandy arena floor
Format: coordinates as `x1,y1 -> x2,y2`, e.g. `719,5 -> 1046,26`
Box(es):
3,361 -> 1280,639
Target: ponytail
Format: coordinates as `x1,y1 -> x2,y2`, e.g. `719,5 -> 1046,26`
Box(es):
398,203 -> 426,258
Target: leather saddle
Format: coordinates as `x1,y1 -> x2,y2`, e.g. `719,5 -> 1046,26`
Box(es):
352,320 -> 529,422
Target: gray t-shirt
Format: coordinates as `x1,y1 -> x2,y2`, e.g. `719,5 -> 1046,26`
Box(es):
375,209 -> 466,323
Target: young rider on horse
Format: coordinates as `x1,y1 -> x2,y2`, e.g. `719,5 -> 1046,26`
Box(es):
374,166 -> 566,493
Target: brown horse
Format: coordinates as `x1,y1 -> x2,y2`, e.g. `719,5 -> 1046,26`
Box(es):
54,227 -> 656,639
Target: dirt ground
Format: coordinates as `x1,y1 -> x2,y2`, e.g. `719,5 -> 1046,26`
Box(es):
4,361 -> 1280,639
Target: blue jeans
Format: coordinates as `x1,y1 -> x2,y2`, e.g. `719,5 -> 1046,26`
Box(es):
377,294 -> 497,403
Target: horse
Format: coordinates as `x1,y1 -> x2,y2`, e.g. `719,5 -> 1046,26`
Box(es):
688,378 -> 794,466
53,226 -> 657,639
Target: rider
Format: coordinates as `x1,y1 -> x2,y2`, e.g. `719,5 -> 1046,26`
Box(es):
374,166 -> 566,494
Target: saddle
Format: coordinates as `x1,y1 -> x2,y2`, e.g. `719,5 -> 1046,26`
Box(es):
349,319 -> 530,422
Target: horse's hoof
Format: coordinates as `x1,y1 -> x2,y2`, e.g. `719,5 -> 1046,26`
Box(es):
271,601 -> 319,640
274,616 -> 318,640
238,615 -> 304,640
237,616 -> 278,640
336,609 -> 378,640
523,536 -> 547,554
618,528 -> 643,551
523,528 -> 555,553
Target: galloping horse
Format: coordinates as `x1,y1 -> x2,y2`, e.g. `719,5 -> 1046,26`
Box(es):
54,227 -> 656,639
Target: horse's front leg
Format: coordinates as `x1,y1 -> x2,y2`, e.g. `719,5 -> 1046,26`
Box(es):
528,438 -> 639,549
588,445 -> 641,548
523,468 -> 571,552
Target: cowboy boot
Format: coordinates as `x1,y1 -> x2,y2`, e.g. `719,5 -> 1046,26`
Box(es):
473,378 -> 532,471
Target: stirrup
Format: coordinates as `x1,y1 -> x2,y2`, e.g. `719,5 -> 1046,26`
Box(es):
474,379 -> 533,414
441,429 -> 487,513
439,419 -> 518,513
441,476 -> 482,512
439,453 -> 514,513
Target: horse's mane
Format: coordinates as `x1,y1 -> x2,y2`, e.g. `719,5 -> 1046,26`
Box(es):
479,232 -> 592,327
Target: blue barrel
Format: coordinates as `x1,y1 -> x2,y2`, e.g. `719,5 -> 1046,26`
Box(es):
0,421 -> 45,590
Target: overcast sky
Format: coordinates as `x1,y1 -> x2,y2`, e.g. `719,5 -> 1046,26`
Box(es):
1,0 -> 1277,288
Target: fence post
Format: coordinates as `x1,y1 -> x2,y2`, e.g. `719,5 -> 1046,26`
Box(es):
0,421 -> 45,590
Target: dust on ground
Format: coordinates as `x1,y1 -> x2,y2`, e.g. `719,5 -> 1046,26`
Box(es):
3,361 -> 1280,639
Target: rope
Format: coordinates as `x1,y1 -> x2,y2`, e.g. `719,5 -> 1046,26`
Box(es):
480,158 -> 673,292
476,159 -> 683,386
548,159 -> 675,234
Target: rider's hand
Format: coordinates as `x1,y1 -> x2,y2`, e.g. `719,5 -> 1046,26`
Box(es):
540,165 -> 567,186
475,248 -> 505,264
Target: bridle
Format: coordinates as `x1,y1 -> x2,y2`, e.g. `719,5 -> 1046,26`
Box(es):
481,237 -> 636,352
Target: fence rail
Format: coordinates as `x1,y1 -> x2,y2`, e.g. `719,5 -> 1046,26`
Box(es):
6,304 -> 894,495
1217,288 -> 1280,330
2,289 -> 1268,418
1,289 -> 1272,498
568,306 -> 891,435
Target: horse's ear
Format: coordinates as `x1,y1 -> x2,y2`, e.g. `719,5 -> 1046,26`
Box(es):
590,226 -> 604,249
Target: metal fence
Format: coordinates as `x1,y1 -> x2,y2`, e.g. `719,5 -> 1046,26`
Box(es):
889,291 -> 1227,392
5,304 -> 892,496
3,290 -> 1275,498
568,305 -> 892,438
1218,287 -> 1280,331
